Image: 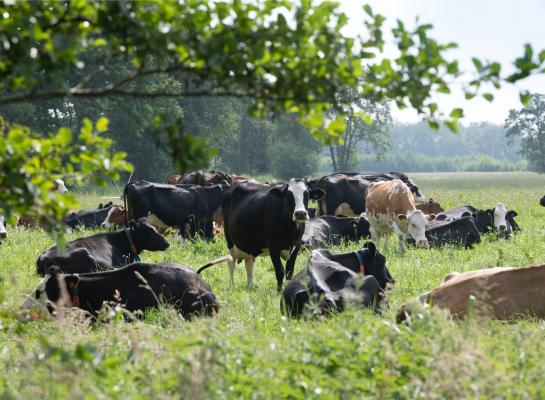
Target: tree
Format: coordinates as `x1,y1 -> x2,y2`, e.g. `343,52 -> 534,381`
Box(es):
328,89 -> 392,171
1,1 -> 544,235
505,93 -> 545,172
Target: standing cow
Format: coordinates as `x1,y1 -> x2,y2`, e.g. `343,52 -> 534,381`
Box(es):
366,180 -> 433,252
198,179 -> 325,292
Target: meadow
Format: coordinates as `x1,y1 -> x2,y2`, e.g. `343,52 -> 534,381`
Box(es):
1,172 -> 545,399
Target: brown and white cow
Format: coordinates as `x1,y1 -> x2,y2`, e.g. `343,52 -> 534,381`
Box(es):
396,264 -> 545,322
415,198 -> 443,215
365,180 -> 434,252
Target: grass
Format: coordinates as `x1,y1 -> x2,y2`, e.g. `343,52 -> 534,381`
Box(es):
1,171 -> 545,398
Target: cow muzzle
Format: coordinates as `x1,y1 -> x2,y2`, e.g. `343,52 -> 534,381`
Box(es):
417,239 -> 429,248
293,210 -> 309,222
0,232 -> 6,240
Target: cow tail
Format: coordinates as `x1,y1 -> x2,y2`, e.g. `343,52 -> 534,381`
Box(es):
197,255 -> 233,274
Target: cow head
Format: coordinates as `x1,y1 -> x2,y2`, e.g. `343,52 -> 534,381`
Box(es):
0,215 -> 6,242
54,178 -> 68,193
486,203 -> 513,238
22,266 -> 80,314
101,205 -> 128,228
398,210 -> 434,247
541,195 -> 545,207
270,179 -> 325,224
130,218 -> 170,251
415,198 -> 443,214
357,242 -> 394,289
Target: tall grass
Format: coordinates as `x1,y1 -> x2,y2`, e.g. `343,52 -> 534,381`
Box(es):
1,172 -> 545,398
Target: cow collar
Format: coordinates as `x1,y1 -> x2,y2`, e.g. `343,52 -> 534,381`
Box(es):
353,250 -> 366,274
67,278 -> 80,307
123,227 -> 141,262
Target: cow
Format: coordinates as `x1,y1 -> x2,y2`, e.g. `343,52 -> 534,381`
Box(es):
54,178 -> 68,193
36,218 -> 169,276
365,179 -> 433,252
540,195 -> 545,207
0,215 -> 6,243
198,179 -> 325,292
62,202 -> 121,229
308,171 -> 425,217
124,180 -> 227,240
435,204 -> 519,238
101,205 -> 128,229
407,216 -> 481,248
415,198 -> 443,214
302,215 -> 371,248
396,264 -> 545,322
168,170 -> 230,186
281,242 -> 394,318
22,262 -> 218,320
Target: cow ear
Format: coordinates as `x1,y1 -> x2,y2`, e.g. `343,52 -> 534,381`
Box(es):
106,201 -> 113,207
269,185 -> 288,198
397,214 -> 407,221
363,241 -> 376,258
46,266 -> 60,278
508,210 -> 518,217
309,188 -> 325,201
426,213 -> 436,221
461,211 -> 472,218
98,203 -> 103,209
64,275 -> 79,289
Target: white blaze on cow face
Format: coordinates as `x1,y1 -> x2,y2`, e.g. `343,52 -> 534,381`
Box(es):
55,178 -> 68,193
288,179 -> 309,223
400,210 -> 429,247
493,203 -> 509,234
101,206 -> 116,228
21,275 -> 52,312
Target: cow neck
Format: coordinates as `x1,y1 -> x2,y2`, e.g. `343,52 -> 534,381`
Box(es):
123,228 -> 140,262
353,250 -> 366,274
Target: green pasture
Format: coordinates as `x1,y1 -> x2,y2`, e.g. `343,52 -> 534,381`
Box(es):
1,172 -> 545,399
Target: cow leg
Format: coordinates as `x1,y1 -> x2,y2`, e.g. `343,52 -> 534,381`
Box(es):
284,246 -> 300,280
244,258 -> 256,289
227,248 -> 237,285
270,251 -> 285,293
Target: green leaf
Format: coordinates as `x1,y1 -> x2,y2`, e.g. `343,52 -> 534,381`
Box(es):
96,117 -> 109,133
449,108 -> 463,119
520,91 -> 531,106
482,93 -> 494,102
57,128 -> 72,146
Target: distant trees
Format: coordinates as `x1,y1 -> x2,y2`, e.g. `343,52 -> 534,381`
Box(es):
505,93 -> 545,173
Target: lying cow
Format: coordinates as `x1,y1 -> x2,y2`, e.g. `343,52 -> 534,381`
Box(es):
124,180 -> 227,240
36,219 -> 169,275
415,198 -> 443,214
62,202 -> 123,229
23,263 -> 218,319
167,170 -> 230,186
282,242 -> 394,318
407,216 -> 481,248
366,180 -> 433,252
435,204 -> 519,238
101,205 -> 128,229
198,179 -> 325,292
0,215 -> 6,243
302,215 -> 371,248
396,264 -> 545,322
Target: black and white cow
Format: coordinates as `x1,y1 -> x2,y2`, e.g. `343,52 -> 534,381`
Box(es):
435,204 -> 519,238
198,179 -> 325,292
124,180 -> 227,240
22,263 -> 218,319
307,171 -> 425,217
540,195 -> 545,207
0,215 -> 6,243
302,215 -> 371,248
282,242 -> 394,318
62,202 -> 116,229
407,216 -> 481,248
36,219 -> 169,276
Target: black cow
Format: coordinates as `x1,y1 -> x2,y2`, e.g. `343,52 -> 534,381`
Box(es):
124,180 -> 227,240
23,263 -> 218,319
0,215 -> 6,243
540,195 -> 545,207
282,242 -> 394,318
302,215 -> 371,248
36,219 -> 169,276
198,179 -> 325,292
407,216 -> 481,248
179,170 -> 229,186
308,171 -> 424,217
435,204 -> 519,238
62,202 -> 115,229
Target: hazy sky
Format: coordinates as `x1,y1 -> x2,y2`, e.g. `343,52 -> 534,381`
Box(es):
339,0 -> 545,124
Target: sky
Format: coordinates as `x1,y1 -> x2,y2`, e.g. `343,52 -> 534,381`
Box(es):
338,0 -> 545,124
